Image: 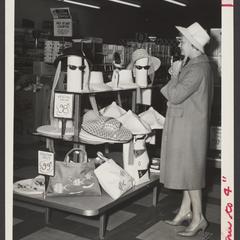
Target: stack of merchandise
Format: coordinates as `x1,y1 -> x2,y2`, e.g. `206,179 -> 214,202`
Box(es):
44,40 -> 72,63
149,157 -> 160,174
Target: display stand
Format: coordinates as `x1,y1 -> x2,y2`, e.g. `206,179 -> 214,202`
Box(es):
14,174 -> 159,239
14,85 -> 162,239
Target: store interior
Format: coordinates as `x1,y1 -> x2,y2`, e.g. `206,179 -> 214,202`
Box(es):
14,0 -> 221,239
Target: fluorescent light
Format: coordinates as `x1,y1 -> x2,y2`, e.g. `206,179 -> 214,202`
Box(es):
163,0 -> 187,7
107,0 -> 141,8
58,0 -> 101,9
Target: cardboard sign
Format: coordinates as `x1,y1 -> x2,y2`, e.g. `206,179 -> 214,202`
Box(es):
50,8 -> 72,37
53,19 -> 72,37
54,93 -> 74,119
38,151 -> 55,177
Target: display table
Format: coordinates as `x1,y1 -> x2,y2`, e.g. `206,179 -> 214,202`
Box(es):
14,174 -> 160,239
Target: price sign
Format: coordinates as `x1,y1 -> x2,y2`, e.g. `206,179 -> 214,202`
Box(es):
54,93 -> 74,119
38,151 -> 55,177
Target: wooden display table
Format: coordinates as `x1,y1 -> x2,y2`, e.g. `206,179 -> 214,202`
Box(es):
14,174 -> 160,239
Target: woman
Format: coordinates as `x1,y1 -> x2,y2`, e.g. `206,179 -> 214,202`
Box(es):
160,22 -> 214,237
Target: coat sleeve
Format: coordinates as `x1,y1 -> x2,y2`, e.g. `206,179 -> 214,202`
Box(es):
164,66 -> 204,104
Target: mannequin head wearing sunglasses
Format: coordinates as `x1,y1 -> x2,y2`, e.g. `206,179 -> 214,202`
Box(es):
127,49 -> 161,87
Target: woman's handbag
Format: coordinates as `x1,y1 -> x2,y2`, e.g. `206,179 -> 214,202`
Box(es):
94,152 -> 134,200
47,148 -> 101,196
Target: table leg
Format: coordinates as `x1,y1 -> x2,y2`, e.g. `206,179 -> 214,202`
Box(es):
99,214 -> 107,240
152,185 -> 158,207
132,90 -> 136,112
45,207 -> 51,224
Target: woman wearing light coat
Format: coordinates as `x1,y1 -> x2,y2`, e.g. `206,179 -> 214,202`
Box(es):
160,22 -> 214,237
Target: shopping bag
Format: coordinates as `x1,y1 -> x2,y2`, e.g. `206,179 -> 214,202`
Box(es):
94,152 -> 134,200
123,135 -> 150,185
47,148 -> 101,196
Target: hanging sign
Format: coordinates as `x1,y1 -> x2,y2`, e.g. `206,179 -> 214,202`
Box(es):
38,151 -> 55,177
54,93 -> 74,119
50,8 -> 72,37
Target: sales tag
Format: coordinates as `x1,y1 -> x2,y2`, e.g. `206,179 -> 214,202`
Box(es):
54,93 -> 74,119
38,151 -> 55,177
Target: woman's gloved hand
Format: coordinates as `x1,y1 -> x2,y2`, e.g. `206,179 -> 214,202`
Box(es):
168,60 -> 183,78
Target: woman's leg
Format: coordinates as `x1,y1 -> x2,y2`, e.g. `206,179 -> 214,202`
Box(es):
165,190 -> 192,225
177,189 -> 208,236
172,190 -> 192,221
186,189 -> 205,228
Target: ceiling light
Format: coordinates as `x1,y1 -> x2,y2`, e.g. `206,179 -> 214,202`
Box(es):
107,0 -> 141,8
58,0 -> 101,9
163,0 -> 187,7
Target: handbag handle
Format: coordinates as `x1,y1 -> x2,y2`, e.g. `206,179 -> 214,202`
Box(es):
64,148 -> 88,163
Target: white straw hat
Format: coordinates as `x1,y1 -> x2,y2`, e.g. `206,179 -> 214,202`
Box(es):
100,101 -> 126,119
175,22 -> 210,53
139,107 -> 165,129
107,69 -> 139,89
89,71 -> 112,92
127,49 -> 161,75
118,110 -> 151,135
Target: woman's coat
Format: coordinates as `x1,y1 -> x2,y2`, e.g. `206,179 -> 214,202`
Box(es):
160,54 -> 214,190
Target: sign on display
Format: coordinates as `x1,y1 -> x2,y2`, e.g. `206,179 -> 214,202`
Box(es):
54,93 -> 74,119
38,151 -> 55,177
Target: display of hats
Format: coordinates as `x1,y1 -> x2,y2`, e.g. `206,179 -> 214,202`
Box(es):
89,71 -> 112,92
107,69 -> 139,89
117,110 -> 151,135
127,49 -> 161,76
100,101 -> 126,119
139,107 -> 165,129
79,129 -> 127,144
82,116 -> 132,142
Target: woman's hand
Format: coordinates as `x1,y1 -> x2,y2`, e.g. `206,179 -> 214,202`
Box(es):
168,60 -> 183,78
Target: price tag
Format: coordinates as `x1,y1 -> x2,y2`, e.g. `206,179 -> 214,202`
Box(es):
54,93 -> 74,119
38,151 -> 55,177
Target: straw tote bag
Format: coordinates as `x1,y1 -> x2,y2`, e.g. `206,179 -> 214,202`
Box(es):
47,148 -> 101,196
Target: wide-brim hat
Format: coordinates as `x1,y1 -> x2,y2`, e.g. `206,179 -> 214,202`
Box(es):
117,110 -> 151,135
128,49 -> 161,75
82,116 -> 132,142
36,125 -> 74,138
139,107 -> 165,129
176,22 -> 210,53
54,46 -> 88,67
106,69 -> 139,89
100,101 -> 127,119
89,71 -> 112,92
79,129 -> 127,144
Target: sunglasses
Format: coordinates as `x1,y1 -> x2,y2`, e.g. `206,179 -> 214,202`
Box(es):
135,65 -> 150,70
68,65 -> 86,71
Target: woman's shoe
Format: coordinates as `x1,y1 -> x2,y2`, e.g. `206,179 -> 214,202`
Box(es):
177,217 -> 208,237
164,212 -> 192,226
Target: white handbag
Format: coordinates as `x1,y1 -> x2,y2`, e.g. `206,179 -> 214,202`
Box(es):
94,152 -> 134,199
123,135 -> 150,185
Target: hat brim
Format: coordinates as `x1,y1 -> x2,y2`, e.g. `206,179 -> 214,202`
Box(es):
175,26 -> 205,53
89,84 -> 112,92
129,56 -> 161,75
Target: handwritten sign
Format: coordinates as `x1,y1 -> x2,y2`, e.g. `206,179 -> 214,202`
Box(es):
53,19 -> 72,37
222,176 -> 233,240
38,151 -> 55,177
50,8 -> 72,37
54,93 -> 74,119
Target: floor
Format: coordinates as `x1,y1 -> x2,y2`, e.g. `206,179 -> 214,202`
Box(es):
13,132 -> 221,240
